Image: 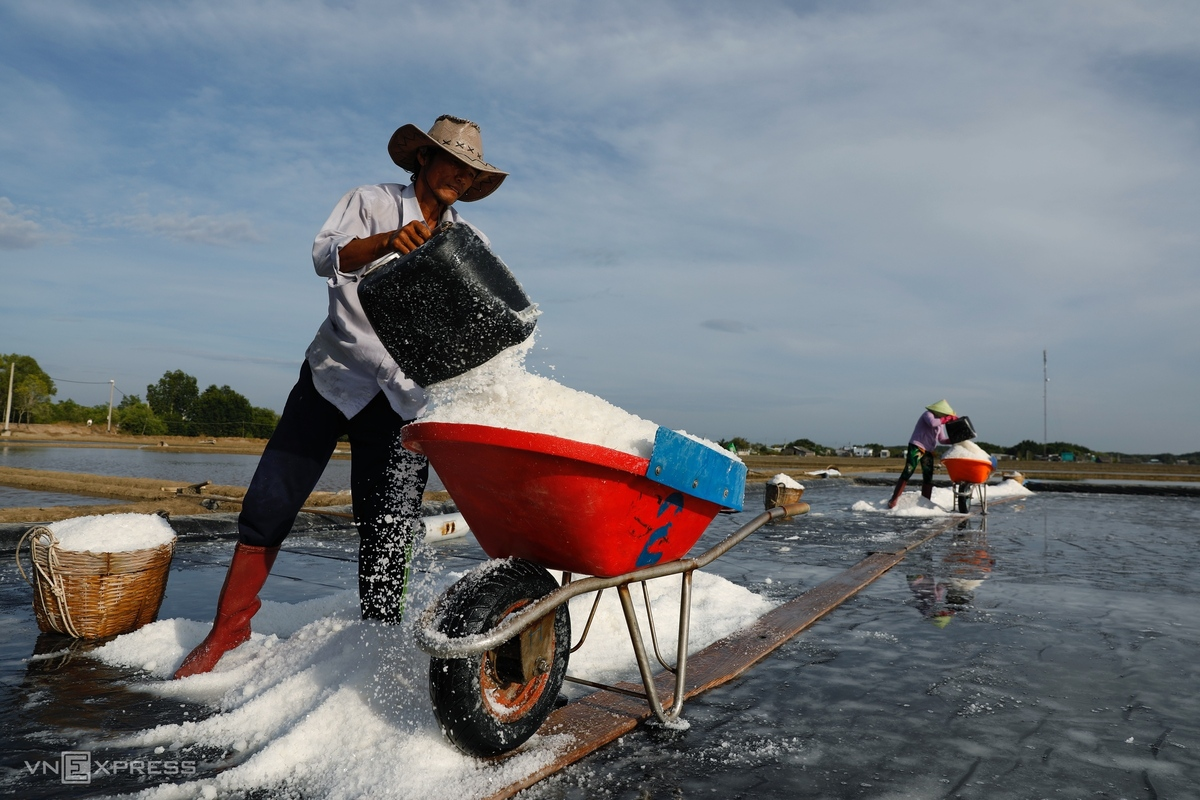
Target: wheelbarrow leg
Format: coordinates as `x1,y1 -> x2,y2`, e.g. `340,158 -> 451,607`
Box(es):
616,570 -> 692,723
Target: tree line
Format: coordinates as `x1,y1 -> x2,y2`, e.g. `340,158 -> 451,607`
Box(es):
1,353 -> 279,439
720,435 -> 1196,464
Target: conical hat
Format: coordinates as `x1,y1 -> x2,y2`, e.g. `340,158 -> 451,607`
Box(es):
926,399 -> 955,416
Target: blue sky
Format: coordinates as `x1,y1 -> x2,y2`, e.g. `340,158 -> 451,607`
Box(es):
2,0 -> 1198,454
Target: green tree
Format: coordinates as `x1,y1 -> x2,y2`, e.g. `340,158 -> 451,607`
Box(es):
116,395 -> 168,436
147,370 -> 199,435
787,438 -> 832,456
1010,439 -> 1043,459
248,406 -> 280,439
192,384 -> 254,437
1,353 -> 56,425
47,398 -> 91,423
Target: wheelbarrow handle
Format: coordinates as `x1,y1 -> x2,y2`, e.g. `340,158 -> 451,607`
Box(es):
413,501 -> 811,659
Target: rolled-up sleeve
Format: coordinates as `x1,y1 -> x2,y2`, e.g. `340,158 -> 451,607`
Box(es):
313,187 -> 380,279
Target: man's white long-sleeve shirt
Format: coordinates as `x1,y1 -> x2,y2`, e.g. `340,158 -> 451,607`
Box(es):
307,182 -> 483,420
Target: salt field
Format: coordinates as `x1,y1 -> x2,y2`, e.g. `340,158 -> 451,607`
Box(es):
3,479 -> 1198,798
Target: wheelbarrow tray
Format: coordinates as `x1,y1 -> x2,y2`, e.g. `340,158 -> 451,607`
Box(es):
401,422 -> 724,577
943,457 -> 993,484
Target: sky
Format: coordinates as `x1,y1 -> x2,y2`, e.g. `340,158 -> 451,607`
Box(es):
1,0 -> 1198,454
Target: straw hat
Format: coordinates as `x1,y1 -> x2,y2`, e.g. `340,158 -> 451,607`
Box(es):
388,115 -> 508,202
926,399 -> 955,416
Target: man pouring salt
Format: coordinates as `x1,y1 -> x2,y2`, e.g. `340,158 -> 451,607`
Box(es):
176,115 -> 507,678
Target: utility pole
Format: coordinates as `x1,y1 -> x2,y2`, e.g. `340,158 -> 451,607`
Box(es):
2,361 -> 13,437
1043,349 -> 1048,458
107,379 -> 115,433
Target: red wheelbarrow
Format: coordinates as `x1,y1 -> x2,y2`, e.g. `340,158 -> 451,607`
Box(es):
401,421 -> 810,758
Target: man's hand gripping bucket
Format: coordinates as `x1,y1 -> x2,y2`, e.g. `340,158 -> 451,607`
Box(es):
357,223 -> 538,386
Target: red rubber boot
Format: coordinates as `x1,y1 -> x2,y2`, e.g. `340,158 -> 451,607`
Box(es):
921,483 -> 934,500
887,480 -> 907,509
174,543 -> 279,679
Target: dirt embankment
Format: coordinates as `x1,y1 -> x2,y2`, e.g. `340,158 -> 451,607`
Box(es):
0,466 -> 360,523
1,422 -> 271,455
0,424 -> 456,524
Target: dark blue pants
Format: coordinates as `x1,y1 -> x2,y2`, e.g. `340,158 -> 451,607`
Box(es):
238,361 -> 429,622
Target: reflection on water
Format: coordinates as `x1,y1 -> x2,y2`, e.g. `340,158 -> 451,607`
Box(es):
905,517 -> 993,627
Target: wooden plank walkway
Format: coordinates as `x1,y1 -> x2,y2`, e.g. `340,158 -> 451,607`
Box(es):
485,508 -> 999,799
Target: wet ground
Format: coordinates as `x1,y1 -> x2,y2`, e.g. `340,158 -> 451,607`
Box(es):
2,481 -> 1198,798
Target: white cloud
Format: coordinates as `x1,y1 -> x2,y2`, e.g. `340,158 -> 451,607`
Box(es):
0,198 -> 46,249
112,211 -> 264,246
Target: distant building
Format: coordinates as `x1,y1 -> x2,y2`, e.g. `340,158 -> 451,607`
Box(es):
783,445 -> 812,456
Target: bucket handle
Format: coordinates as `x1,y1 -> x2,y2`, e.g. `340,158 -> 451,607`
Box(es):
15,527 -> 82,638
361,220 -> 457,278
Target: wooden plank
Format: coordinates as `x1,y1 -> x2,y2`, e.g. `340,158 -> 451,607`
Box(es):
483,509 -> 996,799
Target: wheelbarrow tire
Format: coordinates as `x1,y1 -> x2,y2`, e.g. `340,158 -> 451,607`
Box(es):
956,483 -> 970,514
429,558 -> 570,757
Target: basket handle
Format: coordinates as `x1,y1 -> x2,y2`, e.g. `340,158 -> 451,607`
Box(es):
15,526 -> 56,587
15,527 -> 82,638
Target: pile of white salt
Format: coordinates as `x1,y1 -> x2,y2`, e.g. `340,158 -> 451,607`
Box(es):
424,339 -> 726,461
943,440 -> 991,462
47,513 -> 176,553
769,473 -> 804,490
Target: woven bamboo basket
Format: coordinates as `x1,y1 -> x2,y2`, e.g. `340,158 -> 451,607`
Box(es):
764,482 -> 805,510
16,525 -> 175,639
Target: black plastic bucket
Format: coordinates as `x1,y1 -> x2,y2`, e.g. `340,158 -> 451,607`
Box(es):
944,416 -> 976,444
358,223 -> 537,387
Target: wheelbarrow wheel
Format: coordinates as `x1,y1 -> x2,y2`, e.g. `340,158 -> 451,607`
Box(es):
429,558 -> 570,757
956,483 -> 971,513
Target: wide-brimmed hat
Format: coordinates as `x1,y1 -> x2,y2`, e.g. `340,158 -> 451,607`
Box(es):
387,115 -> 508,202
926,399 -> 955,416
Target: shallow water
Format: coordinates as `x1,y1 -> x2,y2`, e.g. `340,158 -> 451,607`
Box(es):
0,445 -> 444,508
2,481 -> 1198,798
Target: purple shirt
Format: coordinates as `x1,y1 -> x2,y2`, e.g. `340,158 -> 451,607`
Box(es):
909,410 -> 950,452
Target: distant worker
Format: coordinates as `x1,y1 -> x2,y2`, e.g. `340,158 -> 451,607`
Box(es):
887,399 -> 958,509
